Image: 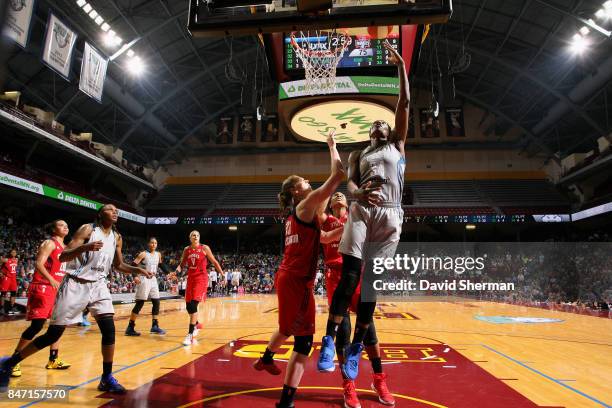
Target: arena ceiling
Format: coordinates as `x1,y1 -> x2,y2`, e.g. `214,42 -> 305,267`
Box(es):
2,0 -> 611,167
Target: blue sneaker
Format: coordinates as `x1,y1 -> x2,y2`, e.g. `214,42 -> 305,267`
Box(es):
97,374 -> 126,394
81,318 -> 91,327
0,357 -> 13,392
317,335 -> 336,373
150,325 -> 166,335
341,343 -> 364,380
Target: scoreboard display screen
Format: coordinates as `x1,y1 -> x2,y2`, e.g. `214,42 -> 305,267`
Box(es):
285,26 -> 401,71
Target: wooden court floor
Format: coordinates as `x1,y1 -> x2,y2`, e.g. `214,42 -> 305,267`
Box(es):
0,295 -> 610,407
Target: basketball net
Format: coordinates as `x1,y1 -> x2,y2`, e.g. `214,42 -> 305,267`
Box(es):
290,30 -> 352,95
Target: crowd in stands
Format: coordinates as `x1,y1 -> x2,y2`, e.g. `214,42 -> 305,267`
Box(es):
1,214 -> 610,316
0,99 -> 151,182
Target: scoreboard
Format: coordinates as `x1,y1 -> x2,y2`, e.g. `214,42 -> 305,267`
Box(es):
285,26 -> 401,71
404,215 -> 529,224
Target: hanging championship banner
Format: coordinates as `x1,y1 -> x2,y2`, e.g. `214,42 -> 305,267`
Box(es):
41,13 -> 77,80
79,42 -> 108,103
2,0 -> 36,48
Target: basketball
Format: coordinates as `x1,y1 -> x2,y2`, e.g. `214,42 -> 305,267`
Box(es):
367,25 -> 394,39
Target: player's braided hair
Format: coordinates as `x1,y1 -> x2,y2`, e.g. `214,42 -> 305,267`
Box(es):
44,220 -> 63,235
95,204 -> 119,234
278,175 -> 302,218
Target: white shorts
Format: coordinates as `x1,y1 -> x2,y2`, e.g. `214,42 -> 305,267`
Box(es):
135,275 -> 160,300
338,202 -> 404,261
51,276 -> 114,325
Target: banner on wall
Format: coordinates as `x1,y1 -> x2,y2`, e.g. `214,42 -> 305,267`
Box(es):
216,117 -> 234,144
445,107 -> 465,137
419,108 -> 440,138
41,13 -> 77,80
261,114 -> 279,142
79,42 -> 108,103
238,115 -> 255,142
2,0 -> 35,48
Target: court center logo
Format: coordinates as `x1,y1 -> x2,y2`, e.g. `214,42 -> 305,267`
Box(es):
9,0 -> 26,12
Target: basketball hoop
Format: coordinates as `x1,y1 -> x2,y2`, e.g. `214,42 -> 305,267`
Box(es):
290,30 -> 352,95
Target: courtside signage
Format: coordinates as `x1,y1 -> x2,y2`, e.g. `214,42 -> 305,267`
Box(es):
279,76 -> 399,99
0,170 -> 145,223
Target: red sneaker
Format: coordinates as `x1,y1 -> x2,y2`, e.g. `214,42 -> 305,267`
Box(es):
342,379 -> 361,408
252,358 -> 282,375
371,373 -> 395,406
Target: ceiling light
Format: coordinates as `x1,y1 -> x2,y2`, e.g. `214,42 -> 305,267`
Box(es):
604,1 -> 612,9
101,23 -> 110,32
94,16 -> 104,25
595,8 -> 605,18
228,225 -> 238,231
465,224 -> 476,230
76,0 -> 86,7
579,26 -> 590,36
127,56 -> 145,75
113,36 -> 123,46
569,34 -> 589,54
127,49 -> 135,58
103,31 -> 117,47
89,9 -> 98,19
83,3 -> 92,13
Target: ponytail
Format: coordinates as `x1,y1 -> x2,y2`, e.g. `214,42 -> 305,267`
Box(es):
278,175 -> 301,218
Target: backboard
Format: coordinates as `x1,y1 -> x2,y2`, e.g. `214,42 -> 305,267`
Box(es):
188,0 -> 452,37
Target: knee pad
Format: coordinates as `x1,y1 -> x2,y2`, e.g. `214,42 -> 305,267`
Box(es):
186,300 -> 199,314
32,325 -> 65,349
97,315 -> 116,346
363,320 -> 379,346
330,255 -> 362,315
151,299 -> 160,315
356,301 -> 376,326
132,300 -> 145,314
335,314 -> 351,355
21,319 -> 45,340
293,335 -> 313,356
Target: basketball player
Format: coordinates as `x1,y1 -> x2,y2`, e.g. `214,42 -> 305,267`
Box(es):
320,193 -> 395,407
125,237 -> 167,336
172,231 -> 223,346
10,220 -> 71,378
253,130 -> 344,408
319,40 -> 409,381
0,249 -> 19,315
0,204 -> 153,393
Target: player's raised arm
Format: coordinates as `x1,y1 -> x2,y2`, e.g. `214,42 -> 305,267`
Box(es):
299,130 -> 345,221
113,234 -> 152,277
384,40 -> 410,151
59,224 -> 101,262
203,245 -> 223,275
320,226 -> 344,244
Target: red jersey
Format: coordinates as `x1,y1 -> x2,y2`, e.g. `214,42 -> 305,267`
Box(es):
183,245 -> 208,279
1,257 -> 17,279
278,213 -> 320,281
321,213 -> 347,268
31,238 -> 66,285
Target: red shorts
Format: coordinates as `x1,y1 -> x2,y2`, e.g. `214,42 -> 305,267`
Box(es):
186,276 -> 208,303
325,265 -> 360,314
26,283 -> 57,320
276,271 -> 315,336
0,276 -> 17,292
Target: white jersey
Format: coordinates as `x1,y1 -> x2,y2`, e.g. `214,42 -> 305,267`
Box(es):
142,251 -> 160,275
359,143 -> 405,207
66,225 -> 116,282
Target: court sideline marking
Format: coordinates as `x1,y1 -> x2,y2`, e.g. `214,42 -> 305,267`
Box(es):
481,344 -> 611,408
19,344 -> 184,407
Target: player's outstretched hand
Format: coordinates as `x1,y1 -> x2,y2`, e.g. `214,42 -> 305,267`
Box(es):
84,240 -> 103,252
327,129 -> 337,149
383,40 -> 403,66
